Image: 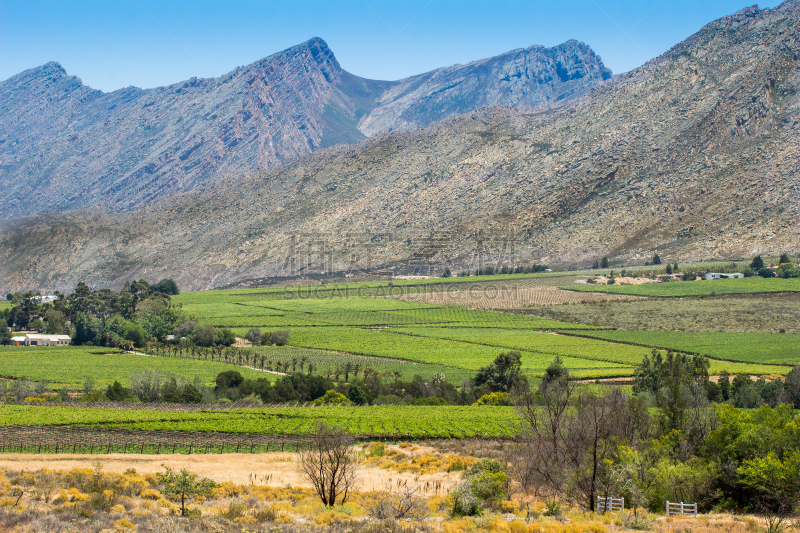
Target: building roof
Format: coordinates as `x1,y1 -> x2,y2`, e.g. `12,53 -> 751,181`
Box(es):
25,334 -> 71,341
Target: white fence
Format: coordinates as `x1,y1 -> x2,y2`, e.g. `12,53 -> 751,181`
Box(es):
596,496 -> 624,513
666,501 -> 697,518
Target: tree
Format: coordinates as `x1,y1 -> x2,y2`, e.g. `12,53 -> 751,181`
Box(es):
270,330 -> 291,346
515,357 -> 575,501
739,451 -> 800,533
157,465 -> 217,517
298,422 -> 359,506
779,253 -> 790,264
652,254 -> 662,265
214,328 -> 236,346
0,320 -> 11,345
719,370 -> 731,401
666,264 -> 673,275
601,257 -> 609,268
44,309 -> 69,335
777,263 -> 799,278
751,255 -> 764,270
441,267 -> 452,278
192,324 -> 216,347
244,328 -> 262,345
471,350 -> 528,394
106,381 -> 131,401
150,278 -> 179,295
347,385 -> 368,405
215,370 -> 244,391
758,267 -> 775,278
783,366 -> 800,408
180,383 -> 204,403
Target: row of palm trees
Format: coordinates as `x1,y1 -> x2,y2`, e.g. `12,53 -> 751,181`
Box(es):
142,342 -> 406,383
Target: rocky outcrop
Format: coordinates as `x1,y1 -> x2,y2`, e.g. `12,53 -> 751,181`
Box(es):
0,38 -> 609,219
359,40 -> 610,136
1,1 -> 799,293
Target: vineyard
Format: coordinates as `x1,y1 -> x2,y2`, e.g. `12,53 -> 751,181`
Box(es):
0,345 -> 274,389
0,405 -> 522,453
575,330 -> 800,366
166,282 -> 795,381
565,277 -> 800,297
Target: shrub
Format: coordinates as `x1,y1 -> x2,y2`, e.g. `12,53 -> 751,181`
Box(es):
140,489 -> 162,500
472,392 -> 508,406
270,330 -> 291,346
758,267 -> 775,278
218,501 -> 247,520
368,443 -> 386,457
244,328 -> 262,345
313,390 -> 351,405
113,518 -> 136,529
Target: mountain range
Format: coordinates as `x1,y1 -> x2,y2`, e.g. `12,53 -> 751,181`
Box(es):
1,1 -> 799,293
0,37 -> 609,219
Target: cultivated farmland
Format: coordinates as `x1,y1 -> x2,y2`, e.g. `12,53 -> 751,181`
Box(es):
576,330 -> 800,366
565,277 -> 800,297
0,346 -> 275,390
0,405 -> 521,439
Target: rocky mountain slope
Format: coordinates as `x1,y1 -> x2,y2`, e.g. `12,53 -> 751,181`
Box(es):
1,1 -> 799,293
358,39 -> 610,136
0,38 -> 609,219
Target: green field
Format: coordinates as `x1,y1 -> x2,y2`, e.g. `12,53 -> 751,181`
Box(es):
0,405 -> 521,439
171,286 -> 644,381
0,346 -> 275,390
284,326 -> 632,378
170,286 -> 792,379
390,327 -> 651,366
573,331 -> 800,367
565,277 -> 800,297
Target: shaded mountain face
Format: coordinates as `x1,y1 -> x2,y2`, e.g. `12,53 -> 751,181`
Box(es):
0,38 -> 609,219
2,1 -> 799,294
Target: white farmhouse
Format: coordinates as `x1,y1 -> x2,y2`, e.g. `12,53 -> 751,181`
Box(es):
20,334 -> 71,346
704,272 -> 745,280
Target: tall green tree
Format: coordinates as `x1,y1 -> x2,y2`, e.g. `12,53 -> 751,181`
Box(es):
471,350 -> 527,394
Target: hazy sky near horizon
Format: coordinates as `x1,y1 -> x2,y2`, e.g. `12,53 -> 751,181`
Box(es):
0,0 -> 784,92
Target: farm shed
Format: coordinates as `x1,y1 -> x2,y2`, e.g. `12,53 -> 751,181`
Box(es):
704,272 -> 744,280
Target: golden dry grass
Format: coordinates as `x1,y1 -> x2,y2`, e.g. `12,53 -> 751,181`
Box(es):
0,451 -> 460,494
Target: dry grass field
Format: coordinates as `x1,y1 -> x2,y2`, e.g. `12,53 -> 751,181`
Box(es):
388,286 -> 641,309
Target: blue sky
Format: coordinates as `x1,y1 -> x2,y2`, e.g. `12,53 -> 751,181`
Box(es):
0,0 -> 784,92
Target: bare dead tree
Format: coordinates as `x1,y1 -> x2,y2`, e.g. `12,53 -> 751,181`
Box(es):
516,358 -> 652,511
515,357 -> 575,501
297,422 -> 359,506
754,497 -> 798,533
